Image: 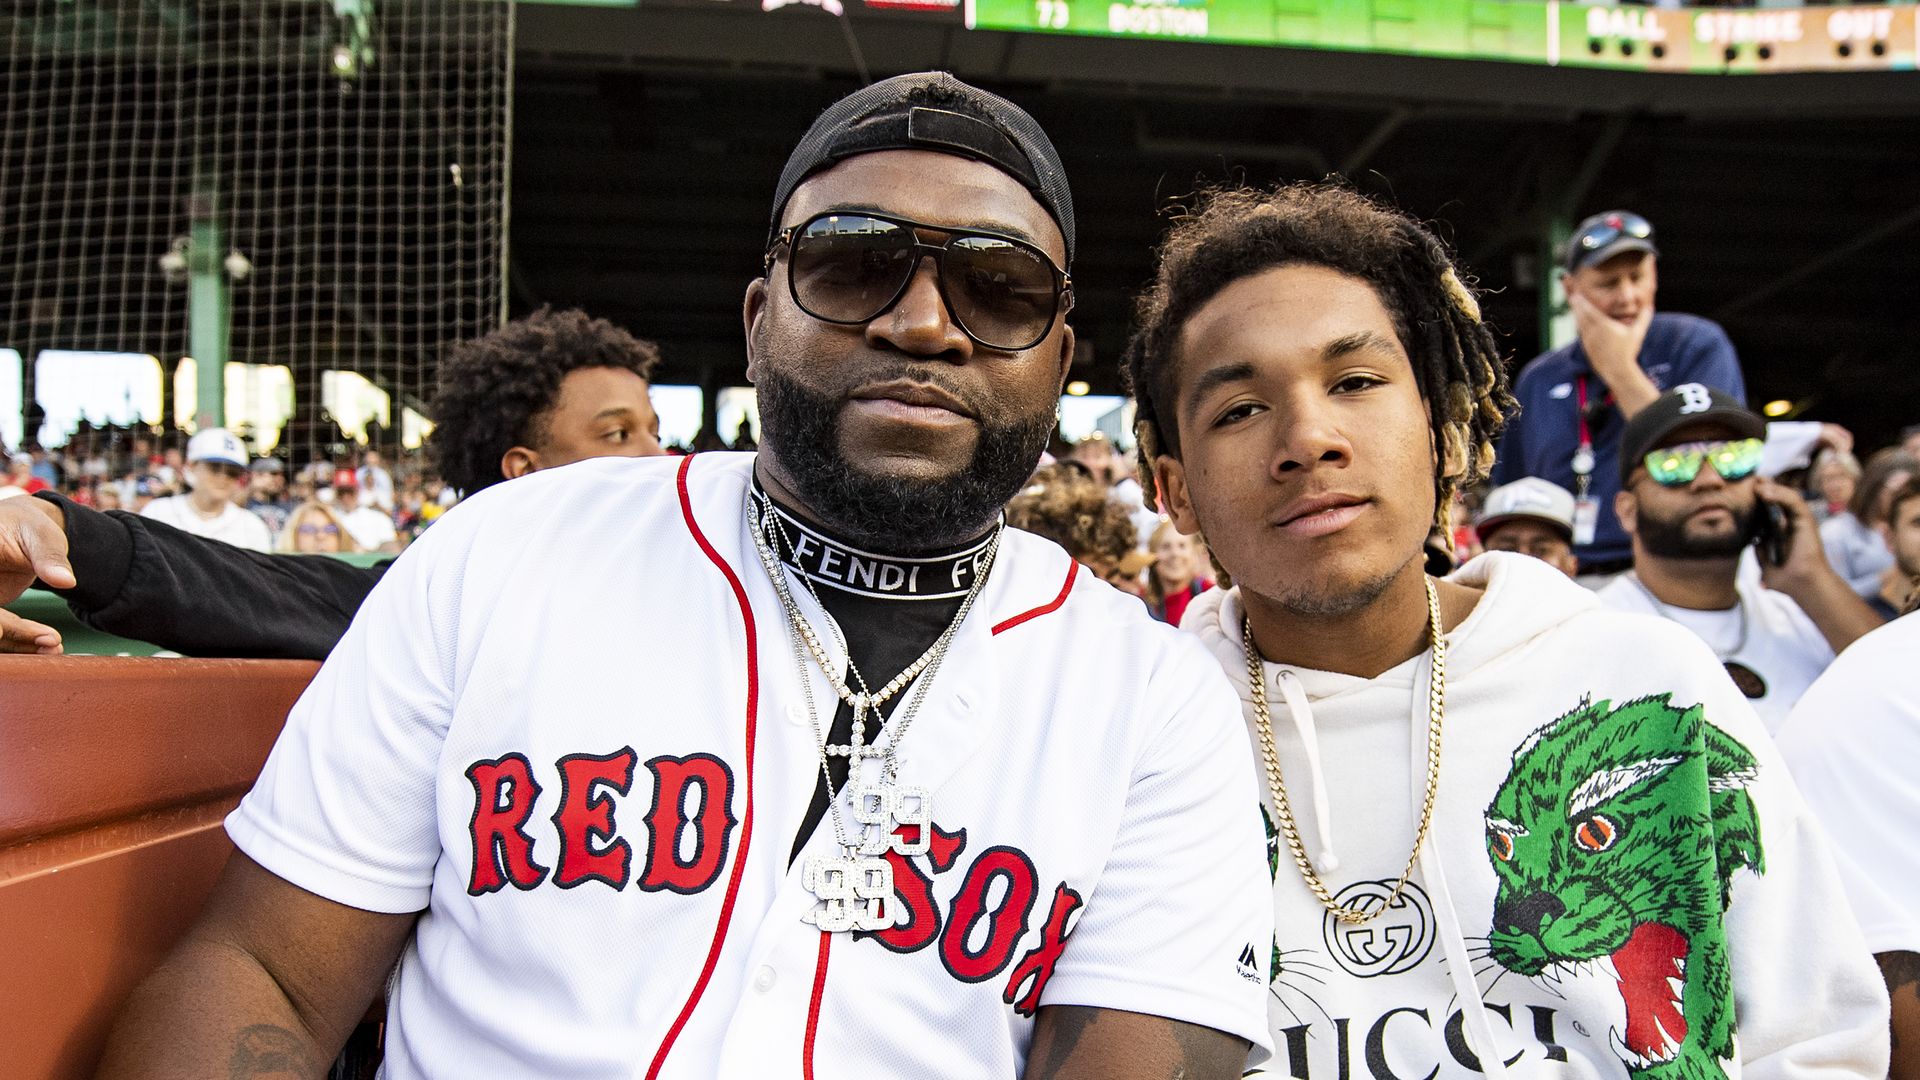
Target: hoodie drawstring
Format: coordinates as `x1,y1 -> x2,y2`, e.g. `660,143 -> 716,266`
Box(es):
1407,650 -> 1512,1079
1273,669 -> 1339,875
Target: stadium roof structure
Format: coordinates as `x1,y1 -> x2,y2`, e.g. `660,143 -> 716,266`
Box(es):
509,1 -> 1920,446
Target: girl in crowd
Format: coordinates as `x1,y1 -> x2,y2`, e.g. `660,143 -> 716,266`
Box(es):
276,500 -> 361,555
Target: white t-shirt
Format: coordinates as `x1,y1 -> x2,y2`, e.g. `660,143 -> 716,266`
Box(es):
1185,553 -> 1888,1079
339,504 -> 397,551
1597,574 -> 1833,732
358,464 -> 396,512
227,452 -> 1274,1078
139,494 -> 273,552
1778,613 -> 1920,957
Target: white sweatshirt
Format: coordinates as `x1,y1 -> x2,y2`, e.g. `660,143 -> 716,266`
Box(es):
1186,552 -> 1888,1079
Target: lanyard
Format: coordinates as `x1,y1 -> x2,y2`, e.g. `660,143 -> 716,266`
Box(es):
1572,375 -> 1600,497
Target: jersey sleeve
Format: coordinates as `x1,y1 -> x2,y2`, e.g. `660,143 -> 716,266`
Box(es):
1036,636 -> 1276,1064
1778,622 -> 1920,957
1691,653 -> 1892,1077
1676,318 -> 1746,403
224,508 -> 468,913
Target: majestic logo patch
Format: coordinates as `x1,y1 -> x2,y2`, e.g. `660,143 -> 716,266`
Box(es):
1483,694 -> 1764,1080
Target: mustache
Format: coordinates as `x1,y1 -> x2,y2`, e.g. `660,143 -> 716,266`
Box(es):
848,362 -> 986,413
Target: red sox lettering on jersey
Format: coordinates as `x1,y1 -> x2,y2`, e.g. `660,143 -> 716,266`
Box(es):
464,745 -> 1085,1013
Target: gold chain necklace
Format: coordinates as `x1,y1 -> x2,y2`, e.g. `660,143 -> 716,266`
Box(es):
1242,576 -> 1447,926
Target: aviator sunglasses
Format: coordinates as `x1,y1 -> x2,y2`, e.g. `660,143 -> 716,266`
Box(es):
1643,438 -> 1764,487
765,211 -> 1072,352
1571,211 -> 1654,261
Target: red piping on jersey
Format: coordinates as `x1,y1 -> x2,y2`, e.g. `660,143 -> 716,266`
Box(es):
991,560 -> 1078,636
802,930 -> 832,1079
647,454 -> 760,1080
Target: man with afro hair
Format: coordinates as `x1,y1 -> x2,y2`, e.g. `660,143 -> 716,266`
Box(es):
0,307 -> 664,658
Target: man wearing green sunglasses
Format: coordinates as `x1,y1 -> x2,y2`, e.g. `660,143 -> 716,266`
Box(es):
1598,384 -> 1883,731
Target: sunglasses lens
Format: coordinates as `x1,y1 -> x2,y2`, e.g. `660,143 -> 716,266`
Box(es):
1646,448 -> 1703,486
789,215 -> 915,323
1708,438 -> 1763,481
943,235 -> 1059,350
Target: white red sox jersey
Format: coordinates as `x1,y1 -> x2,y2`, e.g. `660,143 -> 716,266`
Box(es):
227,452 -> 1275,1078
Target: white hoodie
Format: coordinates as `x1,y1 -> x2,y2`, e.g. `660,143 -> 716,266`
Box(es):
1186,552 -> 1888,1079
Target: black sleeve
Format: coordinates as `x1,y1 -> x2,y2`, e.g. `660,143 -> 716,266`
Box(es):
33,491 -> 390,660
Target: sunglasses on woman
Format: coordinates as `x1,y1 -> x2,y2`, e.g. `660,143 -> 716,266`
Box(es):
1642,438 -> 1764,487
765,211 -> 1071,353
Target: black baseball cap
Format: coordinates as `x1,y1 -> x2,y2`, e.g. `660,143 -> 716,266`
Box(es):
1565,210 -> 1658,274
767,72 -> 1076,266
1618,384 -> 1766,484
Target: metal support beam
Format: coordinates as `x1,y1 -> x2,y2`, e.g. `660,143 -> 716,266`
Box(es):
1535,115 -> 1633,350
1340,107 -> 1411,176
1712,203 -> 1920,323
186,185 -> 229,431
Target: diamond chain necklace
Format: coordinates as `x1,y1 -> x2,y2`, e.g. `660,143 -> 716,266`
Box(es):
746,493 -> 998,839
1242,576 -> 1447,927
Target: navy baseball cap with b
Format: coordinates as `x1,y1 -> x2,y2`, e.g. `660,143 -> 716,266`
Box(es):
1618,384 -> 1766,484
767,72 -> 1076,266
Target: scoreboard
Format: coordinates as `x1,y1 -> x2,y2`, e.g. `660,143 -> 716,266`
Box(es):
526,0 -> 1918,74
964,1 -> 1918,73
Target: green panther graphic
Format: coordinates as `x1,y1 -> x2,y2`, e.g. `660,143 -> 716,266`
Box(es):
1484,694 -> 1763,1080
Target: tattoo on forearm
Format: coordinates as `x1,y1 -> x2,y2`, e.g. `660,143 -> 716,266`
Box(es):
1881,951 -> 1920,995
1027,1007 -> 1248,1079
228,1023 -> 317,1079
1880,951 -> 1920,1066
1028,1006 -> 1101,1077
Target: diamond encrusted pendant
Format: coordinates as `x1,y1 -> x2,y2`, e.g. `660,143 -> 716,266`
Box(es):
850,781 -> 932,857
801,853 -> 894,933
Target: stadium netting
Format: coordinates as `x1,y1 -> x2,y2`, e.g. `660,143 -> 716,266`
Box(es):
1,0 -> 513,465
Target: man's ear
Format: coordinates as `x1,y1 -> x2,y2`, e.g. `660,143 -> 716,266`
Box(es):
743,278 -> 769,384
1051,323 -> 1076,395
1614,487 -> 1638,535
1152,455 -> 1202,536
500,446 -> 541,482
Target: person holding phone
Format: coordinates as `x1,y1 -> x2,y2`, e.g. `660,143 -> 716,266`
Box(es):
1596,385 -> 1884,731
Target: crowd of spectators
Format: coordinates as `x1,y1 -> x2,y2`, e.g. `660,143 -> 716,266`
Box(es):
0,423 -> 454,557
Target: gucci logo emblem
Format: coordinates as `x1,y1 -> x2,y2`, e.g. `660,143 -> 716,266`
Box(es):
1321,880 -> 1435,978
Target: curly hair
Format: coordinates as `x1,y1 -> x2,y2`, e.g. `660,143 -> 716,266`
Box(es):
1123,182 -> 1513,563
1851,447 -> 1920,527
428,307 -> 661,495
1005,465 -> 1139,565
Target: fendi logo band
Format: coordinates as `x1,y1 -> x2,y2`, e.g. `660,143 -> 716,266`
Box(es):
749,486 -> 997,601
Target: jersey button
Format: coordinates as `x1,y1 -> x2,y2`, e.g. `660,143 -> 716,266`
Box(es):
753,965 -> 778,992
785,704 -> 807,726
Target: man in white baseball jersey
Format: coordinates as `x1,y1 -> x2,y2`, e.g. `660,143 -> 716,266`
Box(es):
138,427 -> 274,552
1124,182 -> 1887,1078
100,73 -> 1273,1079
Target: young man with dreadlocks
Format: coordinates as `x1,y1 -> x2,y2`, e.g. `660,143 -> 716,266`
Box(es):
1127,182 -> 1888,1079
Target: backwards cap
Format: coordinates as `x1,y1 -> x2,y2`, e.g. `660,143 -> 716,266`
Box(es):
768,72 -> 1075,266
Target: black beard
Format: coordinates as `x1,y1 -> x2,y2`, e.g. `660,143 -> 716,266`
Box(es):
1636,500 -> 1756,560
754,365 -> 1055,554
